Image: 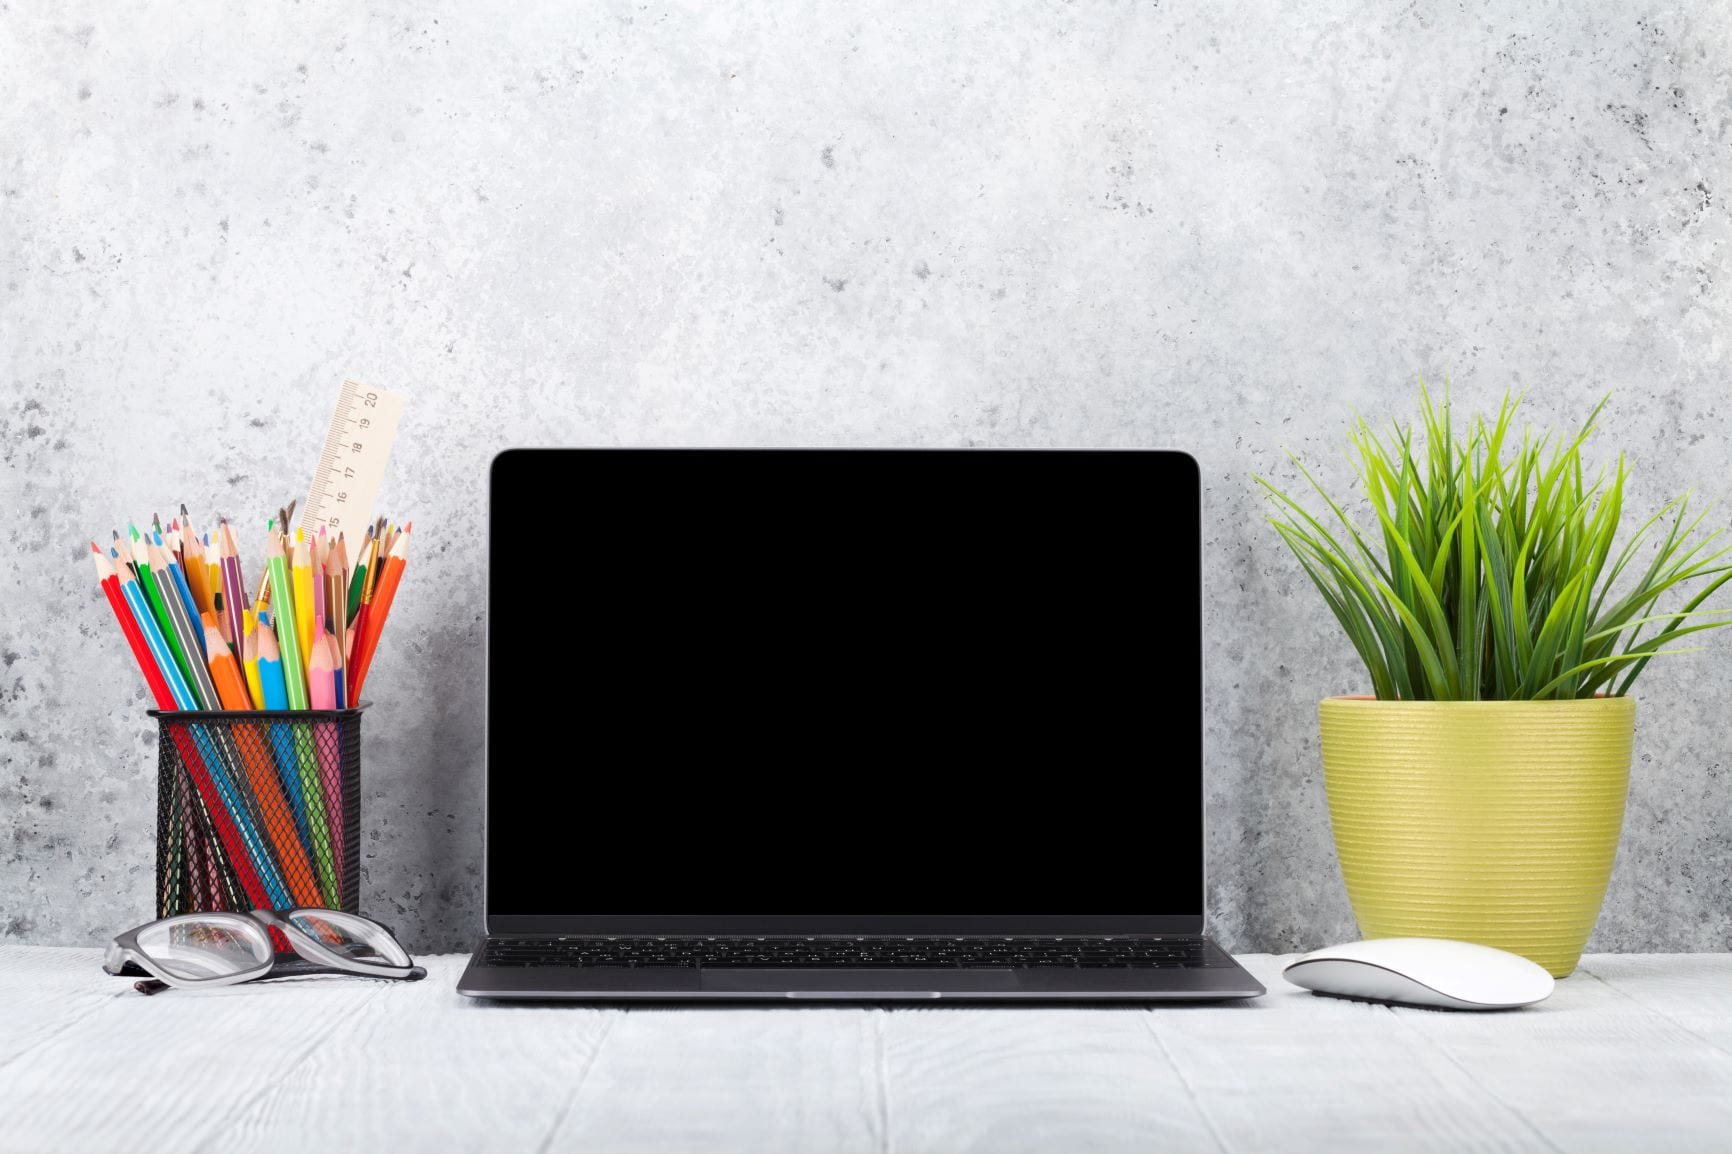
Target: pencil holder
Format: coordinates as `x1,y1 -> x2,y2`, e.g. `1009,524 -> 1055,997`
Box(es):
150,708 -> 365,918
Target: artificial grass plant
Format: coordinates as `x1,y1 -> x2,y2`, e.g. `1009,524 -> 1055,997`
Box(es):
1258,386 -> 1732,701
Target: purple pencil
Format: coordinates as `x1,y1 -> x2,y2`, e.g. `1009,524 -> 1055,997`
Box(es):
219,520 -> 247,652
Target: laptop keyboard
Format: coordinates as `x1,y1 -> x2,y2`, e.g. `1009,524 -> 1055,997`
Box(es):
482,936 -> 1230,969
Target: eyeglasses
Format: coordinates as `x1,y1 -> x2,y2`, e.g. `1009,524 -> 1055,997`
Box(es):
104,908 -> 426,995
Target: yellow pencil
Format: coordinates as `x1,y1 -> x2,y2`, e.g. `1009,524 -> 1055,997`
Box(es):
241,613 -> 265,709
292,530 -> 315,676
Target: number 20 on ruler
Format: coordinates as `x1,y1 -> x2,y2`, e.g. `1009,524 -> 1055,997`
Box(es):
302,380 -> 406,536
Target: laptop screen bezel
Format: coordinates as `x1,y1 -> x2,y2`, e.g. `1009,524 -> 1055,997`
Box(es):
483,447 -> 1206,939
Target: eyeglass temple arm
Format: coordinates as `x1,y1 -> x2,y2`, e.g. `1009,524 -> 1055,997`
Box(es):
133,957 -> 427,995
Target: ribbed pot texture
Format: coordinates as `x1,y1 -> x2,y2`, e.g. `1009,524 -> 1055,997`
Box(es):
1318,696 -> 1635,978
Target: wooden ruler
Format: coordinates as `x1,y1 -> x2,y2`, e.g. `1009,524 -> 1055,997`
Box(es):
300,379 -> 406,536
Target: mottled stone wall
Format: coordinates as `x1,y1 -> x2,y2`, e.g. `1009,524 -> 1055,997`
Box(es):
4,0 -> 1728,952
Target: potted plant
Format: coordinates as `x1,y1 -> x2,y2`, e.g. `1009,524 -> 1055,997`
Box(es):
1259,388 -> 1732,976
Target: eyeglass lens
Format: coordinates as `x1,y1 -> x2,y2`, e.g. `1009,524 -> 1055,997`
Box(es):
286,910 -> 411,967
135,916 -> 272,982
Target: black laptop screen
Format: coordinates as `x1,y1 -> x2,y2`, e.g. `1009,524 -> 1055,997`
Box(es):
486,449 -> 1203,935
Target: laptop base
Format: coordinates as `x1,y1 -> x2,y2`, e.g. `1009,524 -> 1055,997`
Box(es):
457,936 -> 1266,1002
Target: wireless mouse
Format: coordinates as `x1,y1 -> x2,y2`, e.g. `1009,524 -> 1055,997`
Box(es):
1283,937 -> 1555,1010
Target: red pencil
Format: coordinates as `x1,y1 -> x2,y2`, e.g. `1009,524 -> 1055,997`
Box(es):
92,543 -> 175,709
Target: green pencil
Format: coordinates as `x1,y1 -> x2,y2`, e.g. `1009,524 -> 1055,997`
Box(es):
126,527 -> 205,707
266,531 -> 310,709
293,723 -> 337,902
264,531 -> 332,892
346,524 -> 373,625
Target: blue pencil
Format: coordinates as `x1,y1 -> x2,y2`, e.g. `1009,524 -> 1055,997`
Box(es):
116,557 -> 197,710
256,612 -> 314,854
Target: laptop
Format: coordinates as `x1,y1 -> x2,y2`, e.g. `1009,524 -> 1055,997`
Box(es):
458,448 -> 1264,1001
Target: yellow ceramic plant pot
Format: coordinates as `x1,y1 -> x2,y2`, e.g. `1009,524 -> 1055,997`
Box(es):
1319,696 -> 1635,978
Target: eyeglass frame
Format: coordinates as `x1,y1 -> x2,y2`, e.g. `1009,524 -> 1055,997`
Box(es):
104,907 -> 427,992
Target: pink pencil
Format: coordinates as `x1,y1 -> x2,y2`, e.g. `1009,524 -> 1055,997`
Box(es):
309,629 -> 344,895
308,623 -> 337,709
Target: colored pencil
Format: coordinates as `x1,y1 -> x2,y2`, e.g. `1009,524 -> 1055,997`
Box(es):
239,608 -> 265,709
255,613 -> 291,711
180,507 -> 214,615
282,610 -> 337,901
349,524 -> 408,701
306,627 -> 342,899
312,627 -> 345,892
256,612 -> 315,857
168,763 -> 194,913
148,539 -> 220,709
292,531 -> 316,676
311,532 -> 327,654
156,531 -> 207,660
347,524 -> 375,626
112,530 -> 137,578
202,613 -> 252,711
322,541 -> 348,708
266,532 -> 310,709
308,626 -> 337,710
127,529 -> 201,700
219,521 -> 248,654
347,534 -> 382,697
115,556 -> 197,711
228,520 -> 248,637
92,544 -> 175,709
179,774 -> 203,912
208,552 -> 224,622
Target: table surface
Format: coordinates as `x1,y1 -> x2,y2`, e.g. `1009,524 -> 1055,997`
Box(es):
4,947 -> 1731,1153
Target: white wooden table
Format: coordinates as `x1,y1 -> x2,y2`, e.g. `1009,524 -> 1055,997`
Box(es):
4,947 -> 1730,1152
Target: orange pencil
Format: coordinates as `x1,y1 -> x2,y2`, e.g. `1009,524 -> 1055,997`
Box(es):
348,523 -> 409,701
201,612 -> 252,710
347,531 -> 382,692
180,508 -> 214,614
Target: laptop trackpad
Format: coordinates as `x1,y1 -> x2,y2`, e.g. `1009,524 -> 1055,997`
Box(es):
701,969 -> 1018,995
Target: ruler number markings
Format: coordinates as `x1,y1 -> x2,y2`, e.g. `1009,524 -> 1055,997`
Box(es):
301,380 -> 405,536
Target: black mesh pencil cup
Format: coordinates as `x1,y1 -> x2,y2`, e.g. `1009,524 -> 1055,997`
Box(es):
150,708 -> 364,917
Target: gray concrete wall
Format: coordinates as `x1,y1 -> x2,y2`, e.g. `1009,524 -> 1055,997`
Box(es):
4,0 -> 1729,953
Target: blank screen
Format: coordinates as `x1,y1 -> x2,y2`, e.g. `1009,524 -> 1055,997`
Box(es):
486,449 -> 1202,933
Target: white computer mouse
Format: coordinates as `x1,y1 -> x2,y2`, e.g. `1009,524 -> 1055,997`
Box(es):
1283,937 -> 1555,1010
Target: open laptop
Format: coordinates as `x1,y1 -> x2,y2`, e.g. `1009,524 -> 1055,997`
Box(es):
458,448 -> 1264,1001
